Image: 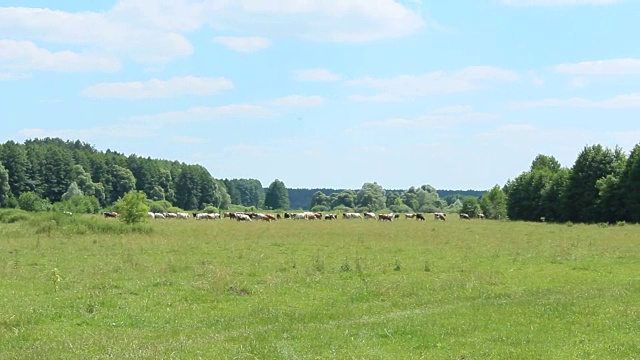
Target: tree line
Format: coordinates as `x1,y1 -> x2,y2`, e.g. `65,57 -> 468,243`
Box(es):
504,143 -> 640,224
0,138 -> 490,215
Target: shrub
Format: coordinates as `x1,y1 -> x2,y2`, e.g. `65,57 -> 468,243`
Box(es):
116,190 -> 150,225
0,208 -> 31,223
18,192 -> 52,212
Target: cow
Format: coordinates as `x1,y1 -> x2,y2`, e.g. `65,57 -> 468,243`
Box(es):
176,212 -> 190,219
154,213 -> 166,219
364,212 -> 376,220
103,211 -> 118,218
415,213 -> 426,221
405,213 -> 416,219
477,213 -> 485,220
343,212 -> 363,219
276,213 -> 282,220
378,213 -> 394,222
434,213 -> 446,221
324,214 -> 337,220
235,213 -> 252,222
459,213 -> 471,220
147,212 -> 155,219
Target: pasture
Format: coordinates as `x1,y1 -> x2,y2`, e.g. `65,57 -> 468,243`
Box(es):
1,211 -> 639,359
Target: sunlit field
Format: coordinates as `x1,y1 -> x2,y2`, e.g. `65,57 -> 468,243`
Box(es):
1,211 -> 639,359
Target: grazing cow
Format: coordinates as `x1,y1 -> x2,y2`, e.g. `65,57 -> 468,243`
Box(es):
364,212 -> 376,220
154,213 -> 166,219
378,213 -> 394,222
477,213 -> 485,220
206,213 -> 221,220
103,211 -> 118,218
343,212 -> 363,219
147,212 -> 156,219
63,211 -> 73,216
176,212 -> 190,219
415,213 -> 426,221
235,213 -> 252,222
164,212 -> 178,219
284,212 -> 292,219
394,213 -> 400,220
405,213 -> 416,219
434,213 -> 446,221
459,213 -> 471,220
277,213 -> 282,220
266,214 -> 277,221
324,214 -> 337,220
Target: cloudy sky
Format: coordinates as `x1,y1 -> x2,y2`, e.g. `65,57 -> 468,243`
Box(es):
1,1 -> 639,190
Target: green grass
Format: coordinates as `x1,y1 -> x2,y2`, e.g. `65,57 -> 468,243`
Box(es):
1,213 -> 638,359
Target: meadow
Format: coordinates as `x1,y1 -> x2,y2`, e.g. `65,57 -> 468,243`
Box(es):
0,211 -> 638,359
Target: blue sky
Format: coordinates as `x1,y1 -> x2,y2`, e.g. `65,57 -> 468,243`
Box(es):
1,0 -> 639,190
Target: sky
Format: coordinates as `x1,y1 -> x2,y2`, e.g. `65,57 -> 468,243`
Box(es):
1,0 -> 639,190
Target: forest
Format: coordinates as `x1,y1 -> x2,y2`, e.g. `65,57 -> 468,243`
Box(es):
0,138 -> 639,224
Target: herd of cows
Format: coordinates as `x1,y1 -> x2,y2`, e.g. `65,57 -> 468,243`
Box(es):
102,211 -> 486,222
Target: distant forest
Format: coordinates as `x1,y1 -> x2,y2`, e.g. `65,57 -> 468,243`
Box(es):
0,138 -> 485,214
286,188 -> 486,211
2,138 -> 639,224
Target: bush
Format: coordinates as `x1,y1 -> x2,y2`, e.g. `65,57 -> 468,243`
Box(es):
0,208 -> 31,223
203,205 -> 219,213
53,195 -> 101,214
116,190 -> 150,225
311,205 -> 329,212
147,200 -> 172,214
389,204 -> 413,214
18,192 -> 52,212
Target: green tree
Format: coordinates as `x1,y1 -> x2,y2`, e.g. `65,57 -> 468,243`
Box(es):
356,182 -> 386,211
264,179 -> 290,210
562,145 -> 626,223
331,190 -> 356,209
110,165 -> 137,202
231,179 -> 265,208
0,162 -> 10,207
620,143 -> 640,222
310,191 -> 330,209
460,196 -> 481,217
479,185 -> 507,219
61,182 -> 83,201
0,140 -> 33,197
116,190 -> 150,225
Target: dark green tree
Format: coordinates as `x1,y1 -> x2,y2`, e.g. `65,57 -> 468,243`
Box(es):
0,162 -> 10,207
110,165 -> 137,202
620,143 -> 640,222
562,145 -> 626,223
0,141 -> 33,197
264,179 -> 290,210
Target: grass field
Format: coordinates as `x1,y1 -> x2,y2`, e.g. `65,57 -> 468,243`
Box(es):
1,211 -> 639,359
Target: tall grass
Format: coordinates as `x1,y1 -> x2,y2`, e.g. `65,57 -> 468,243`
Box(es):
0,216 -> 638,359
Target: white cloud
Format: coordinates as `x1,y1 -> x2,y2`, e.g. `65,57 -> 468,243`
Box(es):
0,72 -> 31,81
569,77 -> 589,88
131,103 -> 274,123
81,76 -> 233,99
213,36 -> 271,53
203,0 -> 425,42
362,106 -> 498,129
555,58 -> 640,75
172,135 -> 207,144
18,123 -> 156,140
510,93 -> 640,109
270,95 -> 324,107
0,7 -> 193,64
348,66 -> 518,102
292,68 -> 341,82
0,40 -> 120,72
503,0 -> 622,6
